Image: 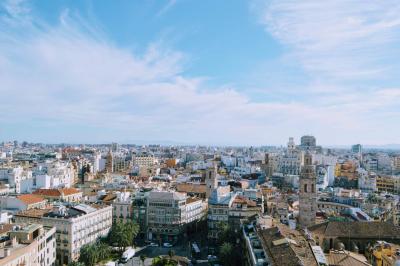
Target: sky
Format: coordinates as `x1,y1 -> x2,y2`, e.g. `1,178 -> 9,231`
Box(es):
0,0 -> 399,146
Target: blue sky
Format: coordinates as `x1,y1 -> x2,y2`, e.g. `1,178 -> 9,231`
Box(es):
0,0 -> 399,146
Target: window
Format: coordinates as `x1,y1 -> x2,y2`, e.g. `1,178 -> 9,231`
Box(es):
304,184 -> 308,193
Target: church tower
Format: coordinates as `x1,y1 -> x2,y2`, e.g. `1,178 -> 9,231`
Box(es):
299,151 -> 317,228
105,150 -> 113,173
206,164 -> 218,198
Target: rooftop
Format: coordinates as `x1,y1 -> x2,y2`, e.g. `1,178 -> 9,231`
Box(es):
33,188 -> 81,197
308,221 -> 400,239
258,224 -> 318,266
17,194 -> 46,205
149,191 -> 186,201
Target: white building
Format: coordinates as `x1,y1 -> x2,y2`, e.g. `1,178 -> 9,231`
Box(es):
358,168 -> 377,192
133,152 -> 156,167
0,166 -> 32,193
14,203 -> 112,265
278,138 -> 303,175
112,191 -> 132,223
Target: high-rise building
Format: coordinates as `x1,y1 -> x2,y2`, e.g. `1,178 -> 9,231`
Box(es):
393,156 -> 400,175
92,151 -> 101,173
351,144 -> 362,154
298,151 -> 317,228
300,135 -> 316,150
111,142 -> 119,152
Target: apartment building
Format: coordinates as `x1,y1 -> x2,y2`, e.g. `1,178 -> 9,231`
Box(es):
0,223 -> 56,266
14,203 -> 112,265
133,152 -> 156,167
112,191 -> 132,223
147,191 -> 205,243
376,175 -> 400,194
207,186 -> 235,240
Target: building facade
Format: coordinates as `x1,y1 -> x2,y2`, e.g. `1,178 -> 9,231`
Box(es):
14,204 -> 112,265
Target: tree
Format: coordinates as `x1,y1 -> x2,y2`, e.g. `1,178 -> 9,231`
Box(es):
109,220 -> 140,252
79,244 -> 98,266
140,254 -> 147,266
125,220 -> 140,246
97,242 -> 112,261
219,242 -> 234,266
216,222 -> 237,245
151,256 -> 177,266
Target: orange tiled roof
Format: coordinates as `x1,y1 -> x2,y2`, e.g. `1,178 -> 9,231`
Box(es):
59,188 -> 81,195
33,188 -> 81,197
17,194 -> 46,205
33,189 -> 61,197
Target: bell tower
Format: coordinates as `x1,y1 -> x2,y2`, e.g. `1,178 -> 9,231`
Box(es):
206,164 -> 218,198
299,151 -> 317,228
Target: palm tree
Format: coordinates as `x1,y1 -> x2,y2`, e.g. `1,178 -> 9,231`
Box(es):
97,242 -> 111,261
125,220 -> 140,246
79,244 -> 98,266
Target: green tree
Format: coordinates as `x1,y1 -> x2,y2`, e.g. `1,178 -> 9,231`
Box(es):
125,220 -> 140,246
216,222 -> 237,245
219,242 -> 234,266
151,256 -> 177,266
97,241 -> 112,261
79,244 -> 98,266
109,221 -> 129,252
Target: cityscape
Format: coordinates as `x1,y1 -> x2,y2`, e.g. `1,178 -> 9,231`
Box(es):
0,139 -> 400,266
1,1 -> 400,266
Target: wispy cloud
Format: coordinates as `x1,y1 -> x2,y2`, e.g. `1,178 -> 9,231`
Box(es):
256,0 -> 400,81
0,0 -> 399,145
156,0 -> 177,17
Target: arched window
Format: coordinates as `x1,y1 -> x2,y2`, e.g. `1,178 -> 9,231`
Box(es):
304,184 -> 308,193
312,184 -> 315,193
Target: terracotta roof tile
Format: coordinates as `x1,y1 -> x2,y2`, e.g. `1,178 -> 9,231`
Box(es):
32,188 -> 81,197
17,194 -> 46,205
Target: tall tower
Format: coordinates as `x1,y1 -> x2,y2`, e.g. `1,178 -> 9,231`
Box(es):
206,165 -> 218,198
105,150 -> 113,173
299,151 -> 317,228
287,137 -> 296,151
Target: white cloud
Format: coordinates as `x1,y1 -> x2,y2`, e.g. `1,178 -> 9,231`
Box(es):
250,0 -> 400,144
0,0 -> 399,145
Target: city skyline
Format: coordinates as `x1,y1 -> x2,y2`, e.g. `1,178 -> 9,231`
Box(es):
1,0 -> 400,145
